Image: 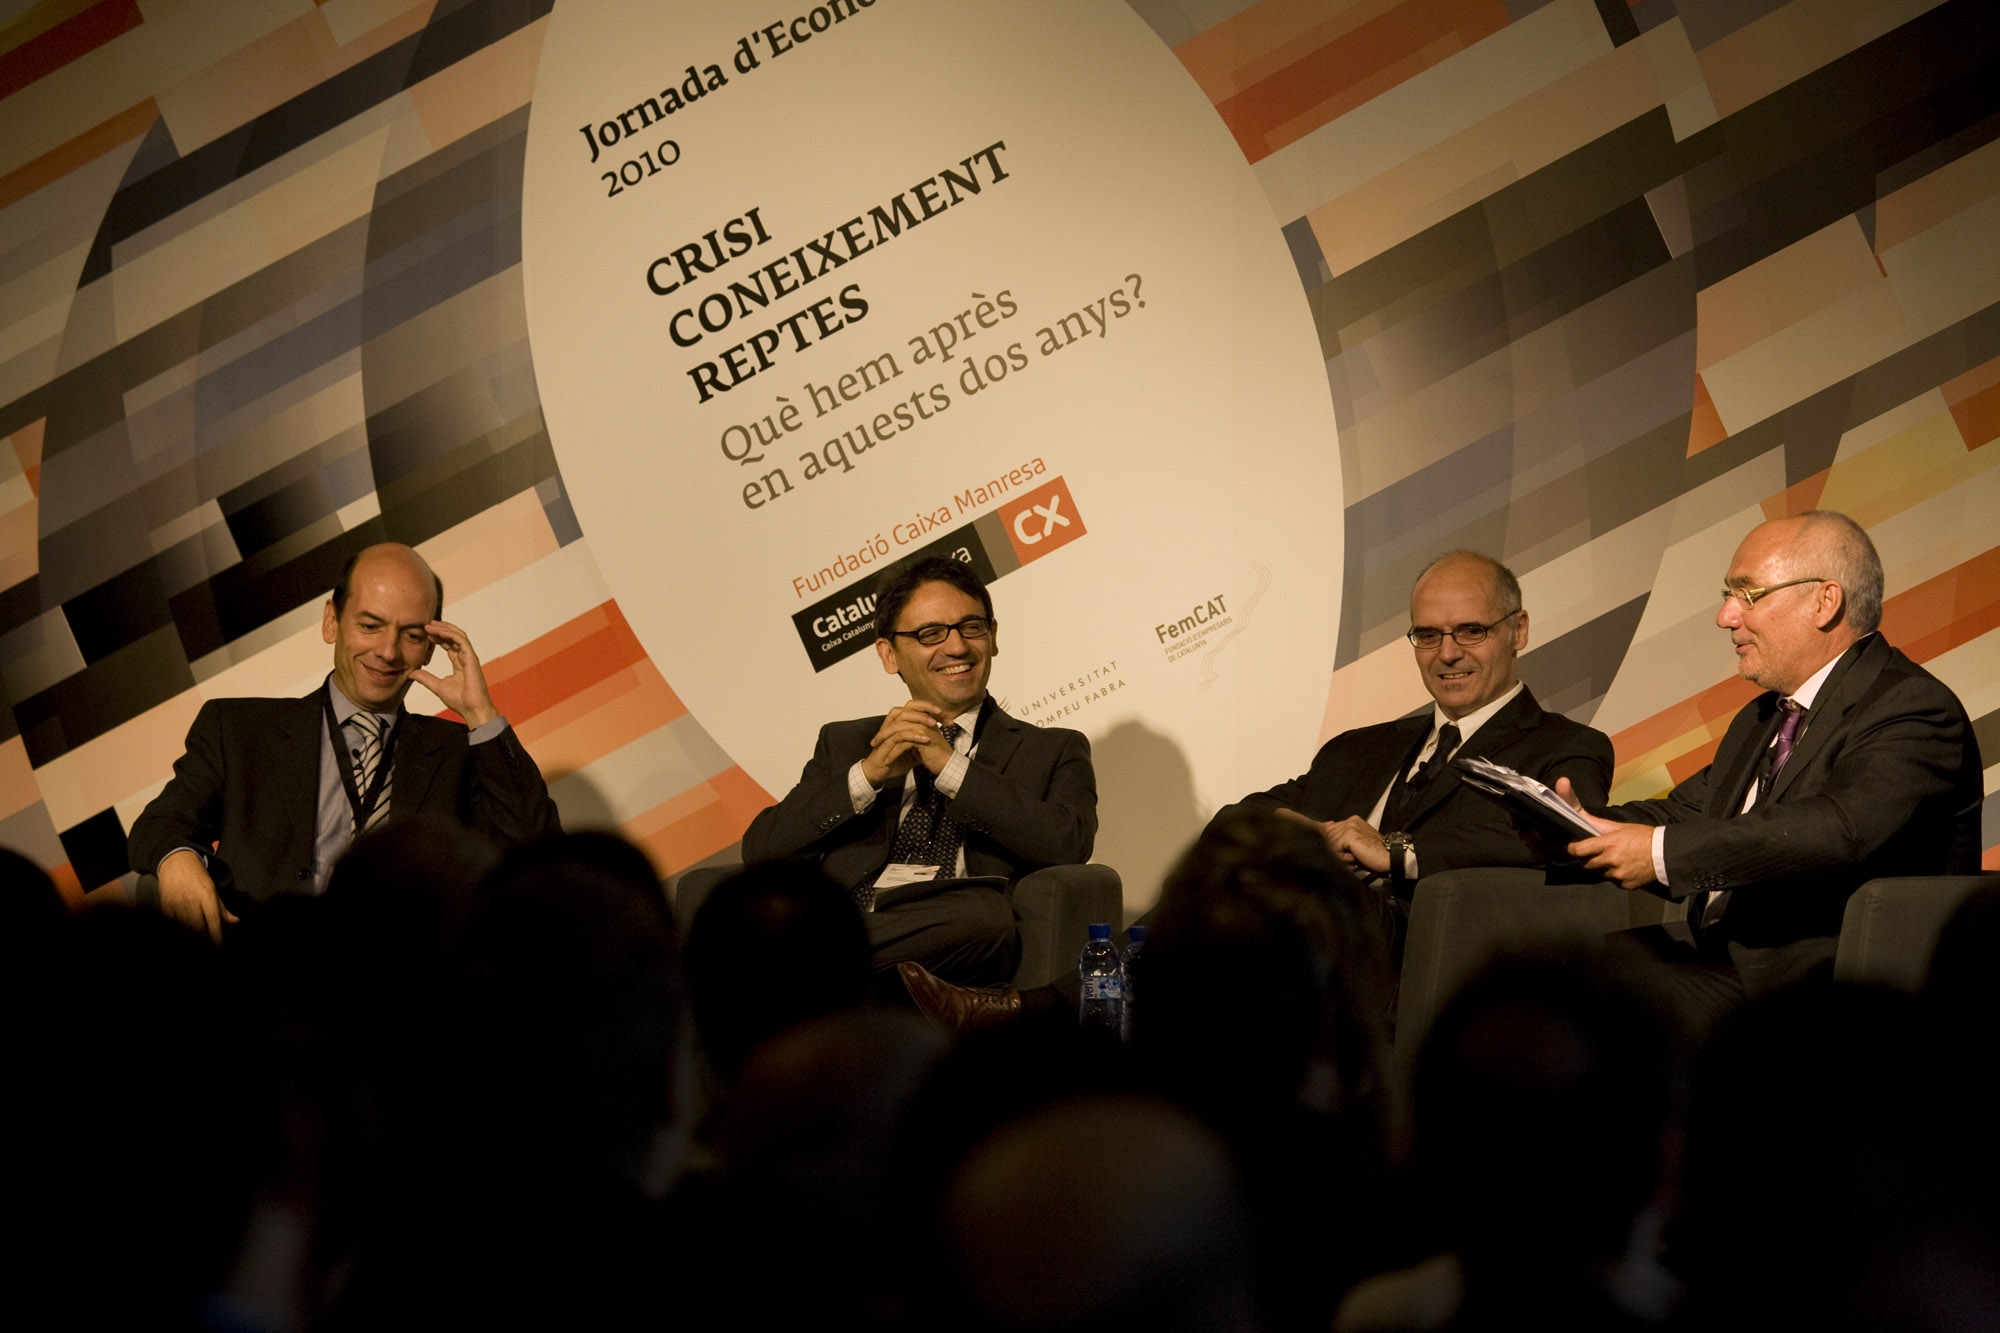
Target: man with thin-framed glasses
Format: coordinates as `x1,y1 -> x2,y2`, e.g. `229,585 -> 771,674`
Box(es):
1208,550 -> 1612,958
744,554 -> 1095,986
1559,510 -> 1982,1018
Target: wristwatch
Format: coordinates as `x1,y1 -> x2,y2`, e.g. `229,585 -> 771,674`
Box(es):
1382,831 -> 1413,893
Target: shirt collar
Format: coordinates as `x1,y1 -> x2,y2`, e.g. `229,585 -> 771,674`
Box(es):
947,704 -> 982,750
1787,634 -> 1868,712
1432,680 -> 1523,745
326,676 -> 402,733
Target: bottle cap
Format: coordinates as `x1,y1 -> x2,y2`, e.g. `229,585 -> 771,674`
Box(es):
1087,923 -> 1111,941
1126,924 -> 1148,943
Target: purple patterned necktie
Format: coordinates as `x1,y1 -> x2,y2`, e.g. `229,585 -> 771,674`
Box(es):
1757,699 -> 1806,802
1694,698 -> 1806,936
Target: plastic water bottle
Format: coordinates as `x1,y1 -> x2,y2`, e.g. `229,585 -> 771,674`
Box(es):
1077,923 -> 1126,1041
1121,924 -> 1147,1043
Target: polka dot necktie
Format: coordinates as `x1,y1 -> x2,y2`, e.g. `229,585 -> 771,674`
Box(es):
863,723 -> 965,910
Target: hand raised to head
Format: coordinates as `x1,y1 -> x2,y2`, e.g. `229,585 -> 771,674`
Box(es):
410,620 -> 497,728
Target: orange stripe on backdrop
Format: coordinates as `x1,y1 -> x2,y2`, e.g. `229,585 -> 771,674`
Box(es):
1948,379 -> 2000,451
1763,469 -> 1829,521
1878,546 -> 2000,666
438,601 -> 659,729
1610,674 -> 1761,786
1685,373 -> 1728,457
0,0 -> 141,99
0,0 -> 102,58
10,418 -> 46,477
623,766 -> 774,878
1175,0 -> 1402,103
1940,350 -> 2000,410
50,862 -> 85,909
0,97 -> 155,211
516,662 -> 685,776
1206,0 -> 1510,164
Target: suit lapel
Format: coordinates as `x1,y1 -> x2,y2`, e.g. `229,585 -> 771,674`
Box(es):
1711,698 -> 1778,815
279,696 -> 326,840
390,713 -> 446,820
1399,690 -> 1538,827
970,701 -> 1021,774
1372,715 -> 1435,826
1764,637 -> 1874,805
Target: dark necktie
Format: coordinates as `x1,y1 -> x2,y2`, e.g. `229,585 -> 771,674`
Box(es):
1757,699 -> 1807,802
1387,722 -> 1460,830
863,722 -> 965,910
1693,699 -> 1807,935
349,710 -> 392,832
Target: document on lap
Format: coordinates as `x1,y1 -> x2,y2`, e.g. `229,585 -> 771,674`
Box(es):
872,874 -> 1009,912
876,863 -> 944,889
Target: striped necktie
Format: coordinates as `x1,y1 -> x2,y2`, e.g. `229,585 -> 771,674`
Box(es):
349,710 -> 393,831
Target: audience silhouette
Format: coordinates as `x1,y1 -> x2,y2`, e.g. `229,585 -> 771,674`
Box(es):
8,818 -> 1993,1330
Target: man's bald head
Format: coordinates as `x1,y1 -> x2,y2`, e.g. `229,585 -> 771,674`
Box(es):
333,543 -> 442,622
1793,511 -> 1883,635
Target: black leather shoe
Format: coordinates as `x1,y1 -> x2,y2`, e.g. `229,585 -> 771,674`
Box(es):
897,960 -> 1021,1034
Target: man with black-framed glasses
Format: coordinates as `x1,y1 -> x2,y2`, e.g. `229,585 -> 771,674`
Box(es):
1208,551 -> 1612,958
743,555 -> 1096,986
1559,511 -> 1982,1016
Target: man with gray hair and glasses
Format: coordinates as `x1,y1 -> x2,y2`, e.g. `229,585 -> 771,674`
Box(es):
1561,511 -> 1983,1013
1210,551 -> 1612,954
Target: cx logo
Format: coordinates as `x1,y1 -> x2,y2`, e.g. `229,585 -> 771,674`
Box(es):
1012,495 -> 1070,544
997,475 -> 1085,565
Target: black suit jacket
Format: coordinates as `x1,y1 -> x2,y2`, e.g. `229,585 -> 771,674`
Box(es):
128,692 -> 562,912
1210,686 -> 1613,884
740,702 -> 1096,890
1603,634 -> 1983,949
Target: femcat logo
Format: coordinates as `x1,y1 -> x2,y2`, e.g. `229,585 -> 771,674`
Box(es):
1011,493 -> 1070,544
997,475 -> 1086,564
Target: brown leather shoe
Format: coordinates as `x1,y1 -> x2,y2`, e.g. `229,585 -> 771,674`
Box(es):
897,960 -> 1021,1034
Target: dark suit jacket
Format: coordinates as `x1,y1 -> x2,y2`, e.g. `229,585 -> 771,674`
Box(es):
1210,686 -> 1613,886
740,702 -> 1096,890
1603,633 -> 1983,949
129,692 -> 562,912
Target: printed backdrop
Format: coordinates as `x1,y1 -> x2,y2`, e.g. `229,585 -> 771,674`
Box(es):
3,0 -> 1995,912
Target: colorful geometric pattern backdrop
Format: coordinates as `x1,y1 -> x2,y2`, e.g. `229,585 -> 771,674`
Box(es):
2,0 -> 1994,902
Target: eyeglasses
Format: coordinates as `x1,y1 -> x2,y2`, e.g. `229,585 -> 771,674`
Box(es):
1719,577 -> 1825,610
1406,611 -> 1518,651
888,616 -> 994,647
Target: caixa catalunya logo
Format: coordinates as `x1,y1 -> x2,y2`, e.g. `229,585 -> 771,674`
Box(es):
790,475 -> 1088,672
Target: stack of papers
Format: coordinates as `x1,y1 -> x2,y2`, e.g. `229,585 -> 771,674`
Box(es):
1452,754 -> 1602,840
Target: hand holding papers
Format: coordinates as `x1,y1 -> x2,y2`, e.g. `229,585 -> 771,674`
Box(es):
1452,753 -> 1603,842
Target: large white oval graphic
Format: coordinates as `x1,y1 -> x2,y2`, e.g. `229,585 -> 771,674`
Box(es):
522,0 -> 1344,890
